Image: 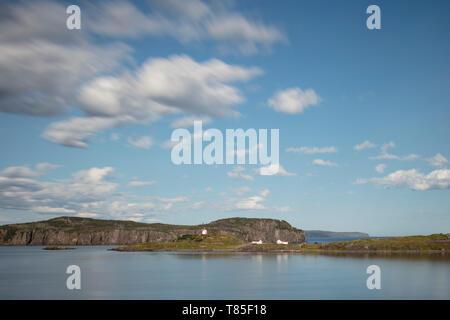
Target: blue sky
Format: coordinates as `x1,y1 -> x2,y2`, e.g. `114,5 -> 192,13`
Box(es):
0,0 -> 449,236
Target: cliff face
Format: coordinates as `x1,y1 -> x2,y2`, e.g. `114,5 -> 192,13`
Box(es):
0,216 -> 305,245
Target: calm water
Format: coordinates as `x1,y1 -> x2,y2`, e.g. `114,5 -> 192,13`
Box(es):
0,246 -> 449,299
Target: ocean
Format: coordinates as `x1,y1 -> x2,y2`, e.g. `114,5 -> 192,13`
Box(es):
0,245 -> 449,299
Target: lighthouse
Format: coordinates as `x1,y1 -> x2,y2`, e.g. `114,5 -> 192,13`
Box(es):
201,228 -> 208,235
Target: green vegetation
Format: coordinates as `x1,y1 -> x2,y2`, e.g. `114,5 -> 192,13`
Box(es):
3,226 -> 18,242
207,217 -> 301,232
43,245 -> 75,250
0,216 -> 292,234
113,234 -> 245,252
302,234 -> 450,252
239,243 -> 304,252
0,216 -> 199,235
114,233 -> 449,253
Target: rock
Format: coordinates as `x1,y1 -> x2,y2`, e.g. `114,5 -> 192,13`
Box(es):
0,216 -> 306,245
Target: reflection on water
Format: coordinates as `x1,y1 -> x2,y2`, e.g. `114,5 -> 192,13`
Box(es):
0,246 -> 448,299
297,251 -> 450,261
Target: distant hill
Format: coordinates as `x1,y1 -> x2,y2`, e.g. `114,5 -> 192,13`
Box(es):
305,230 -> 369,238
0,216 -> 305,245
303,234 -> 450,251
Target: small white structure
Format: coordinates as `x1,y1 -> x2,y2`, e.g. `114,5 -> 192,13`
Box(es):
201,228 -> 208,235
251,240 -> 263,245
276,239 -> 288,245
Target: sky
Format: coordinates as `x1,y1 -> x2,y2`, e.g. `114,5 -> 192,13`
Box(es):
0,0 -> 449,236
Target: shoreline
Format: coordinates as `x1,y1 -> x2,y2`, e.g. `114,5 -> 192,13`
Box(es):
0,244 -> 448,256
110,248 -> 449,254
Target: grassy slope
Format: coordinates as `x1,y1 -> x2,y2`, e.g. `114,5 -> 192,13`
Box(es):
303,234 -> 450,251
114,233 -> 450,252
113,234 -> 245,251
43,245 -> 75,250
0,217 -> 200,241
0,216 -> 300,234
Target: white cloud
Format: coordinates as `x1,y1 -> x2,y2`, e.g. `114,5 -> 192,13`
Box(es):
187,201 -> 207,210
161,139 -> 179,149
44,55 -> 261,147
0,2 -> 269,147
234,189 -> 269,210
256,164 -> 296,176
32,206 -> 76,214
170,116 -> 212,128
0,166 -> 39,179
381,141 -> 395,153
286,146 -> 337,154
0,166 -> 118,212
369,141 -> 419,161
227,166 -> 254,181
268,87 -> 320,114
356,168 -> 450,191
274,206 -> 293,213
0,1 -> 130,117
43,116 -> 128,148
76,213 -> 100,218
403,154 -> 420,161
426,153 -> 448,167
370,153 -> 400,160
128,180 -> 156,187
205,14 -> 286,55
313,159 -> 338,167
152,196 -> 189,204
260,189 -> 270,197
231,186 -> 251,195
128,136 -> 153,149
354,140 -> 376,151
0,163 -> 200,220
72,167 -> 115,184
87,0 -> 286,54
0,163 -> 59,178
375,164 -> 387,174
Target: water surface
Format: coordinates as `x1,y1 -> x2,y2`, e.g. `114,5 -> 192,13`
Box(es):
0,246 -> 448,299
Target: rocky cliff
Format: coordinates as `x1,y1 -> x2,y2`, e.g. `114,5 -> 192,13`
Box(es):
0,216 -> 305,245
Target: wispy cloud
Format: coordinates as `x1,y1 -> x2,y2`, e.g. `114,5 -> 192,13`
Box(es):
87,0 -> 286,54
230,186 -> 251,195
268,87 -> 320,114
426,153 -> 448,167
375,164 -> 387,174
128,136 -> 153,149
369,142 -> 419,161
227,166 -> 254,181
128,180 -> 156,187
355,168 -> 450,191
44,55 -> 261,147
0,2 -> 267,148
170,116 -> 212,128
313,159 -> 338,167
354,140 -> 376,151
286,146 -> 337,154
234,189 -> 270,210
256,164 -> 296,176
